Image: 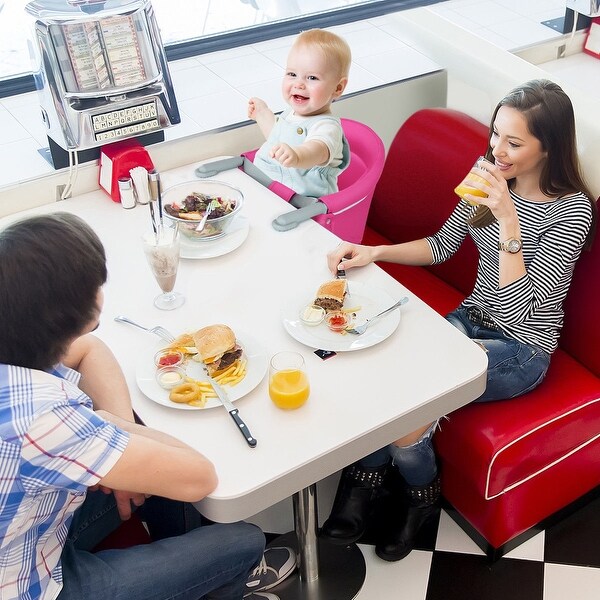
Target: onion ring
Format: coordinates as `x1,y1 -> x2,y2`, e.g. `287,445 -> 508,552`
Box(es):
169,381 -> 201,404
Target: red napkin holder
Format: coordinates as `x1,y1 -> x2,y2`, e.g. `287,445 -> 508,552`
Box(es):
584,17 -> 600,59
99,139 -> 155,202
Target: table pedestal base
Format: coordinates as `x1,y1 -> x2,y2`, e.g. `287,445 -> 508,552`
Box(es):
268,531 -> 365,600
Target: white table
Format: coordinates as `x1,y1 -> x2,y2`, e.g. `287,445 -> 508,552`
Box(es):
2,161 -> 487,598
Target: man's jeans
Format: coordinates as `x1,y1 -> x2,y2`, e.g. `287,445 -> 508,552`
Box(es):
358,307 -> 551,486
58,490 -> 265,600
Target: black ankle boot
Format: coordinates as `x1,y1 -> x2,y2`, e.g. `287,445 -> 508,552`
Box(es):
375,475 -> 441,562
320,464 -> 387,545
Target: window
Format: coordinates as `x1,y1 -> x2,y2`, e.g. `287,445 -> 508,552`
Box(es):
0,0 -> 436,97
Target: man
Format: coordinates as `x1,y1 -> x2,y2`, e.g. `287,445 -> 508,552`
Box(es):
0,213 -> 293,600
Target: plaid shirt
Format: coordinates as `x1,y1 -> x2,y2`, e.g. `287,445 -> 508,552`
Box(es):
0,363 -> 129,600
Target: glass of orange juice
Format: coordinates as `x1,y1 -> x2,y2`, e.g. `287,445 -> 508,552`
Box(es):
454,156 -> 492,206
269,351 -> 310,410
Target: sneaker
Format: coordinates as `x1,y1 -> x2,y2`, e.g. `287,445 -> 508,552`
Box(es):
244,546 -> 296,594
245,593 -> 280,600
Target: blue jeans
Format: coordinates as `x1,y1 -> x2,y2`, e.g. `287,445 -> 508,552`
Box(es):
445,307 -> 550,402
58,490 -> 265,600
359,424 -> 437,486
358,307 -> 551,486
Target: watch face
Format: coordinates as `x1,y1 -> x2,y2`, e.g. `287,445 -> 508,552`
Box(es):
507,239 -> 522,253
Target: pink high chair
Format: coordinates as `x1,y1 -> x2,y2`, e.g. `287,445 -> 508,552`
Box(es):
195,118 -> 385,243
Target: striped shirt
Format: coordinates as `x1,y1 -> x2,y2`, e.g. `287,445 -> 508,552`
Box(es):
0,363 -> 129,600
425,190 -> 593,353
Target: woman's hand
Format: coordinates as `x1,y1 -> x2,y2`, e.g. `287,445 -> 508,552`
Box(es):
465,162 -> 518,225
327,242 -> 376,275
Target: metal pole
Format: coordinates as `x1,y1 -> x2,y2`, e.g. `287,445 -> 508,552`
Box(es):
293,485 -> 320,583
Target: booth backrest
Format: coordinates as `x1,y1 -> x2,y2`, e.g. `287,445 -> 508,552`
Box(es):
367,108 -> 484,296
560,235 -> 600,375
367,107 -> 600,375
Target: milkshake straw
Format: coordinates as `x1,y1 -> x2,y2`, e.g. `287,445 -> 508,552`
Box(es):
148,202 -> 158,239
148,171 -> 159,238
149,170 -> 164,230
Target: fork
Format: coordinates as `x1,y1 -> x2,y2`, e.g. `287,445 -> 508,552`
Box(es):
195,199 -> 220,232
345,297 -> 409,335
114,315 -> 176,343
337,258 -> 351,302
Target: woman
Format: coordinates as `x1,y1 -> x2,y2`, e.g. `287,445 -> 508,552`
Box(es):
321,79 -> 597,562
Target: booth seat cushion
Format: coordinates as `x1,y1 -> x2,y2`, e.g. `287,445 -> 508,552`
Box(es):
435,350 -> 600,500
437,427 -> 600,550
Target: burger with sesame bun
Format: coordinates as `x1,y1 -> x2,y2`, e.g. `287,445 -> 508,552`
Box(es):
192,324 -> 243,376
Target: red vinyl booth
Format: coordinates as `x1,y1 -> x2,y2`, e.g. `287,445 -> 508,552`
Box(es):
362,107 -> 600,559
92,513 -> 151,552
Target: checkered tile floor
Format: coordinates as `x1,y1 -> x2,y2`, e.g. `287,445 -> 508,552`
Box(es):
352,493 -> 600,600
266,492 -> 600,600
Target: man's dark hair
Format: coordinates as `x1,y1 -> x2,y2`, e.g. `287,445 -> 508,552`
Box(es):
0,212 -> 107,370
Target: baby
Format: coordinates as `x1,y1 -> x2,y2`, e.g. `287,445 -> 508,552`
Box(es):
248,29 -> 351,198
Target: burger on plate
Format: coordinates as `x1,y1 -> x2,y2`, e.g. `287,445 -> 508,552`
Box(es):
313,279 -> 347,312
192,324 -> 243,376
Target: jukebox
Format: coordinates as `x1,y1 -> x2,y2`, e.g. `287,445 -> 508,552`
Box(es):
25,0 -> 180,168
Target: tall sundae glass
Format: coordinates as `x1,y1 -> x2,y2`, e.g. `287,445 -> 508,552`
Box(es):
142,227 -> 185,310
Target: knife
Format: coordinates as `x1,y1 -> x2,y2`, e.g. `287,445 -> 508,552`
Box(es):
207,375 -> 257,448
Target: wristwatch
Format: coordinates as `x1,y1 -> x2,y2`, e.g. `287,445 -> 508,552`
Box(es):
498,237 -> 522,254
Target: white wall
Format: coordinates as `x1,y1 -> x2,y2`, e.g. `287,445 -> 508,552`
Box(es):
387,8 -> 600,200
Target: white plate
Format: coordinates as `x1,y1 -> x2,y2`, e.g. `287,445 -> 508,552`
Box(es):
136,330 -> 267,410
282,281 -> 402,351
179,216 -> 249,259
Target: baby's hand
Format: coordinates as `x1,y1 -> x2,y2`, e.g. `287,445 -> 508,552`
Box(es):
270,143 -> 299,167
248,97 -> 268,121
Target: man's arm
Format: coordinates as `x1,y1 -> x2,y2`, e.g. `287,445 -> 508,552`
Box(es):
65,336 -> 218,503
96,410 -> 218,502
63,334 -> 135,421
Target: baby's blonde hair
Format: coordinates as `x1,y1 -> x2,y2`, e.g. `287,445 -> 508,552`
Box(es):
293,29 -> 352,79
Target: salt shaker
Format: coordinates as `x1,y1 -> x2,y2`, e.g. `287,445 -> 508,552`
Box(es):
118,177 -> 136,209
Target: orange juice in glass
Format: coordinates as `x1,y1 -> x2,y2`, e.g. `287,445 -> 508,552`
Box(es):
269,352 -> 310,410
454,156 -> 492,206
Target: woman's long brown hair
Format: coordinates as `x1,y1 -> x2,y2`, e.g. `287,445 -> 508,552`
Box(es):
470,79 -> 597,248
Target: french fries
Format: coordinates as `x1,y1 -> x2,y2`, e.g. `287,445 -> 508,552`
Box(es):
214,358 -> 246,385
182,359 -> 248,407
342,305 -> 361,313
